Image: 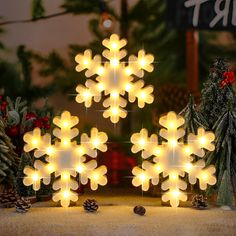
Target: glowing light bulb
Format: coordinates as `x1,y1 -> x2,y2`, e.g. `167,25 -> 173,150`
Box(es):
92,139 -> 100,147
139,91 -> 146,100
111,107 -> 119,115
63,121 -> 69,128
97,67 -> 104,75
83,90 -> 91,99
62,139 -> 69,146
76,165 -> 84,173
201,173 -> 208,181
46,146 -> 54,155
199,137 -> 207,145
184,146 -> 192,155
170,172 -> 178,180
138,138 -> 146,148
76,146 -> 84,156
110,58 -> 119,67
139,173 -> 147,182
185,163 -> 192,170
125,67 -> 132,75
139,58 -> 146,67
97,83 -> 105,91
63,191 -> 70,198
169,139 -> 177,147
168,122 -> 175,129
32,139 -> 39,146
111,91 -> 119,99
155,148 -> 161,155
47,164 -> 54,172
172,190 -> 180,197
93,173 -> 99,181
62,172 -> 70,180
125,83 -> 132,92
111,42 -> 118,49
102,18 -> 112,29
83,59 -> 90,66
32,172 -> 39,181
155,165 -> 161,172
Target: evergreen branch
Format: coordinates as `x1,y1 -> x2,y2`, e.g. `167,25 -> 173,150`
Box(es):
0,10 -> 69,26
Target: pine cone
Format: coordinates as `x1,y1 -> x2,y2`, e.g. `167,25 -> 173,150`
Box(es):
192,194 -> 208,209
133,205 -> 146,216
0,188 -> 19,208
15,197 -> 31,213
83,199 -> 98,212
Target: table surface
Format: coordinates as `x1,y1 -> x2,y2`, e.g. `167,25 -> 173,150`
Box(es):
1,188 -> 236,236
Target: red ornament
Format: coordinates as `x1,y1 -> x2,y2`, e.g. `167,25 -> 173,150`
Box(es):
6,125 -> 20,138
1,101 -> 7,111
220,70 -> 235,88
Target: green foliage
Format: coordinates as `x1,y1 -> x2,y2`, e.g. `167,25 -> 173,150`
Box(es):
206,110 -> 236,206
16,152 -> 35,197
0,119 -> 19,187
216,170 -> 235,206
180,95 -> 208,135
32,0 -> 45,20
200,58 -> 235,127
0,45 -> 55,104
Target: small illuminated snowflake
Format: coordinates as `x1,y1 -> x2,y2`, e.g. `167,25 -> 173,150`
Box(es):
23,111 -> 108,207
75,34 -> 154,123
130,111 -> 216,207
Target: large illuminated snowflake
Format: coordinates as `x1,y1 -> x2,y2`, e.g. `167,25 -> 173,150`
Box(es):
23,111 -> 108,207
130,111 -> 216,207
75,34 -> 154,123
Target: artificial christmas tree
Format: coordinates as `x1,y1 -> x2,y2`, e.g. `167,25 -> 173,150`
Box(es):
180,95 -> 208,136
16,152 -> 35,198
200,58 -> 235,128
200,58 -> 236,207
0,118 -> 19,190
205,108 -> 236,207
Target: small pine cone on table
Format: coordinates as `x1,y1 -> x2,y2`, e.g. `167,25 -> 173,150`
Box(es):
83,199 -> 99,212
192,194 -> 208,209
0,188 -> 19,208
15,197 -> 31,213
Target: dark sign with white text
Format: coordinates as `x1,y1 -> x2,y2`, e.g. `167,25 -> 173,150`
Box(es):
167,0 -> 236,31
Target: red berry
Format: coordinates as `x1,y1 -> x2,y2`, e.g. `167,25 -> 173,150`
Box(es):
45,124 -> 51,129
42,116 -> 49,122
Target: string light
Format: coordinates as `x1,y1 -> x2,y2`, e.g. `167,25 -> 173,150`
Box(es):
32,172 -> 39,182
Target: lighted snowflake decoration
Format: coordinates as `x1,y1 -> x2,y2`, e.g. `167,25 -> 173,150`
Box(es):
130,111 -> 216,207
23,111 -> 108,207
75,34 -> 154,123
